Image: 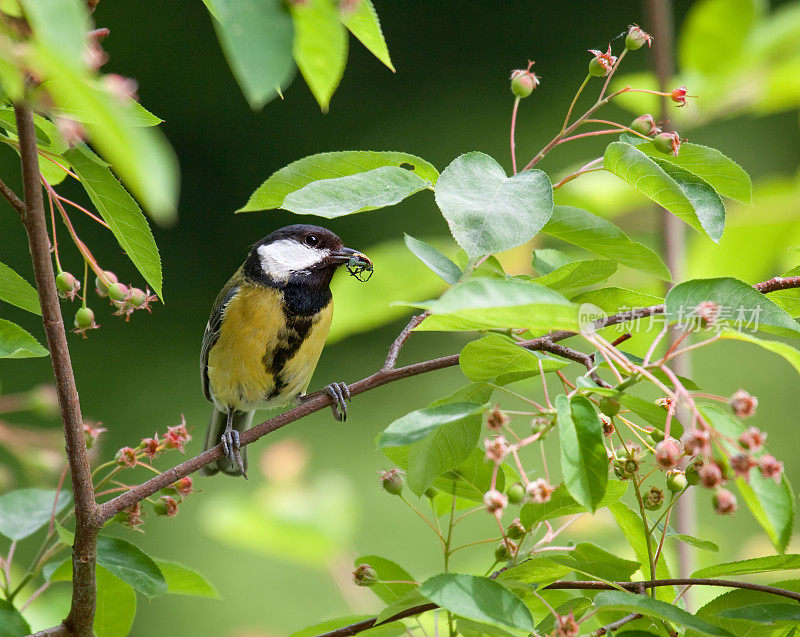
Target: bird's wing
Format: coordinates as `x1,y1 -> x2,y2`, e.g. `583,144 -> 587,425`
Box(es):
200,270 -> 243,402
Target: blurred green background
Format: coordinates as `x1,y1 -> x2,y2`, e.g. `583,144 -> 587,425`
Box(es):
1,1 -> 800,635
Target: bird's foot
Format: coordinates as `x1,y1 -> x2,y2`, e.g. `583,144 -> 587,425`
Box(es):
324,382 -> 351,422
220,425 -> 247,479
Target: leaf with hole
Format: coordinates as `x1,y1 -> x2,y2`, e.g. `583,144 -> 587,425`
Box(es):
240,151 -> 438,212
281,166 -> 430,218
435,152 -> 553,258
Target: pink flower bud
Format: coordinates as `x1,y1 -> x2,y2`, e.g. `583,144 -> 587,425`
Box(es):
378,468 -> 405,495
154,495 -> 179,517
669,86 -> 695,107
681,429 -> 711,457
484,436 -> 510,462
654,131 -> 683,156
588,45 -> 617,76
625,25 -> 653,50
83,421 -> 107,449
483,489 -> 508,515
115,446 -> 137,468
729,389 -> 758,418
486,405 -> 511,431
139,434 -> 160,460
695,301 -> 721,327
759,455 -> 784,483
713,488 -> 737,515
730,453 -> 756,479
525,478 -> 555,504
173,476 -> 195,496
115,502 -> 144,531
631,114 -> 658,136
556,612 -> 580,637
698,461 -> 724,488
103,74 -> 139,102
55,117 -> 85,147
353,563 -> 377,586
163,416 -> 191,453
655,439 -> 681,468
509,61 -> 540,98
739,426 -> 766,452
84,42 -> 108,70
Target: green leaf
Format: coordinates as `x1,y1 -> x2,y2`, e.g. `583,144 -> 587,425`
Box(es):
404,234 -> 461,285
0,488 -> 70,540
556,394 -> 607,512
353,555 -> 415,604
520,481 -> 628,527
604,142 -> 714,239
0,261 -> 40,314
291,616 -> 406,637
0,599 -> 30,637
32,46 -> 178,221
457,617 -> 516,637
65,146 -> 163,299
375,589 -> 428,625
410,278 -> 579,333
719,329 -> 800,377
432,448 -> 501,502
737,473 -> 795,554
240,150 -> 438,212
0,319 -> 48,358
459,333 -> 568,385
593,590 -> 734,636
618,394 -> 678,436
639,142 -> 752,204
419,574 -> 534,632
379,402 -> 486,448
532,248 -> 574,275
94,566 -> 136,637
434,152 -> 553,258
670,534 -> 719,552
202,0 -> 294,109
291,0 -> 347,112
97,536 -> 167,598
18,0 -> 88,69
341,0 -> 394,71
718,603 -> 800,623
495,556 -> 574,589
665,277 -> 800,337
571,287 -> 663,314
281,166 -> 429,218
532,258 -> 617,293
693,555 -> 800,578
652,158 -> 726,242
608,502 -> 673,602
563,542 -> 640,581
155,560 -> 219,598
543,206 -> 670,280
679,0 -> 761,77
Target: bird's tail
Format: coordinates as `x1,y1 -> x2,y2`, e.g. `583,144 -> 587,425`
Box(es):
200,408 -> 253,477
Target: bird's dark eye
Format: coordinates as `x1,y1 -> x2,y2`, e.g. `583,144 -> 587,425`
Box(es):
305,234 -> 319,247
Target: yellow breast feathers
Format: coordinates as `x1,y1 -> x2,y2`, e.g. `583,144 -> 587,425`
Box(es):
206,285 -> 333,412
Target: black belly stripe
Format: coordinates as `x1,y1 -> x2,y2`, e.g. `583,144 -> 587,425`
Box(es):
263,312 -> 314,399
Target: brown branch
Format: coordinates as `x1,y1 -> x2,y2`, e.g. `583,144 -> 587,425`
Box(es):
317,578 -> 800,637
755,275 -> 800,293
539,340 -> 611,388
0,175 -> 25,216
15,103 -> 99,637
383,311 -> 429,369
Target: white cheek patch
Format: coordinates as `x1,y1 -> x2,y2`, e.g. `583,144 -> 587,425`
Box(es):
257,239 -> 329,281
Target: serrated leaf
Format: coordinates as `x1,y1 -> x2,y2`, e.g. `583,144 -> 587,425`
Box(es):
0,599 -> 30,637
419,574 -> 533,632
571,287 -> 663,314
495,556 -> 574,588
593,590 -> 733,636
652,158 -> 726,243
409,278 -> 579,333
665,277 -> 800,337
543,205 -> 670,280
556,394 -> 607,512
378,402 -> 486,448
0,261 -> 40,314
459,333 -> 567,385
291,0 -> 347,111
435,152 -> 552,257
156,560 -> 219,598
669,534 -> 719,552
341,0 -> 394,71
718,603 -> 800,623
281,166 -> 429,217
94,566 -> 136,637
563,542 -> 640,581
240,150 -> 438,212
532,258 -> 617,292
97,536 -> 167,598
0,319 -> 47,358
693,554 -> 800,578
354,555 -> 415,604
520,481 -> 628,527
65,146 -> 163,299
202,0 -> 294,109
737,473 -> 795,554
0,488 -> 69,540
639,142 -> 752,204
404,234 -> 461,285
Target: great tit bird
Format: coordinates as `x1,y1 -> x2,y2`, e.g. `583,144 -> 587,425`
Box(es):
200,224 -> 372,477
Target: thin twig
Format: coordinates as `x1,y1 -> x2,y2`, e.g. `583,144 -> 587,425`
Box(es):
383,312 -> 429,370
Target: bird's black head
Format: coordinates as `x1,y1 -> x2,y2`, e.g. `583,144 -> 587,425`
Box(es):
244,224 -> 369,290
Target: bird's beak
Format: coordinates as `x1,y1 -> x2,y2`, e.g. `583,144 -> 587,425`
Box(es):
329,247 -> 370,267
